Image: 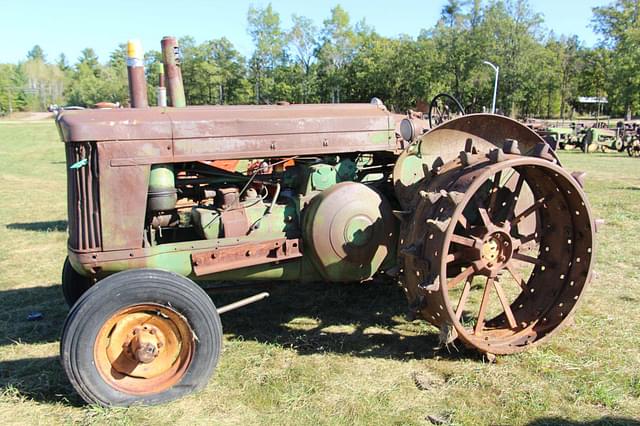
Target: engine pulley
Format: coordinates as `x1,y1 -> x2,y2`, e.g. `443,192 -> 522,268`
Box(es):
303,182 -> 397,282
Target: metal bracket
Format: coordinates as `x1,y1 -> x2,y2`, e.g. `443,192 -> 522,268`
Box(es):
191,238 -> 303,276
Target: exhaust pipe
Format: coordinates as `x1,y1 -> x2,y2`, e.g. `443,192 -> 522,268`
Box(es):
161,36 -> 186,107
126,40 -> 148,108
156,62 -> 167,107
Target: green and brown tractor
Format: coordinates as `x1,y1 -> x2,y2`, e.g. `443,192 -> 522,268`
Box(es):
56,38 -> 596,407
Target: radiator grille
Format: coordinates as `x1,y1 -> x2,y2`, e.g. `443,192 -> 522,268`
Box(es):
66,142 -> 102,251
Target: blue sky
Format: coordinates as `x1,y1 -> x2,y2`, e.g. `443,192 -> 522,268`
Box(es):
0,0 -> 608,63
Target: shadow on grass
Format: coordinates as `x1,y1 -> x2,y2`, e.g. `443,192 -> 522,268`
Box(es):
615,186 -> 640,191
207,279 -> 477,361
0,356 -> 84,406
6,220 -> 67,232
0,284 -> 81,405
0,279 -> 473,406
526,417 -> 640,426
0,284 -> 67,347
1,280 -> 468,360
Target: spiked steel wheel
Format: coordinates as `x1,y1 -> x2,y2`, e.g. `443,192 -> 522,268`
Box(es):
401,146 -> 595,355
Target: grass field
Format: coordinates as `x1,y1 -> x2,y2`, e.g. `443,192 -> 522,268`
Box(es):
1,120 -> 639,425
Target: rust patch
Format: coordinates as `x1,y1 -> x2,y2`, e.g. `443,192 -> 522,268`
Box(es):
191,238 -> 302,276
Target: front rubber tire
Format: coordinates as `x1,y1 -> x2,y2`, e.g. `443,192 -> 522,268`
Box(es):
60,268 -> 222,407
61,257 -> 93,307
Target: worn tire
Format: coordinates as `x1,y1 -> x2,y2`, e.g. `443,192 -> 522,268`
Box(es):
60,268 -> 222,407
61,257 -> 93,307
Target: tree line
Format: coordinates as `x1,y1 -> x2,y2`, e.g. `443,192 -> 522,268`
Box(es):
1,0 -> 638,119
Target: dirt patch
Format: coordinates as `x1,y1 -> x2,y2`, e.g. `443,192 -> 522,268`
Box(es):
0,112 -> 54,122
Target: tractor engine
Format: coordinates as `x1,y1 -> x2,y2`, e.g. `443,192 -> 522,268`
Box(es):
145,153 -> 397,283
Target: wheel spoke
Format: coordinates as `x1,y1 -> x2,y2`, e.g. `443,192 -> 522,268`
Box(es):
474,277 -> 494,335
493,281 -> 518,329
518,232 -> 539,246
455,278 -> 472,321
445,251 -> 465,263
506,262 -> 527,290
505,174 -> 525,220
474,197 -> 494,229
488,171 -> 502,213
512,197 -> 545,226
451,233 -> 476,248
448,266 -> 475,289
512,252 -> 544,266
458,213 -> 469,230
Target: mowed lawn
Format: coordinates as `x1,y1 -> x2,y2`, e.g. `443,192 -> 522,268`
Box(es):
0,119 -> 639,425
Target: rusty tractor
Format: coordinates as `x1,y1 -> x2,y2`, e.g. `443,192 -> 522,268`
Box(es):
57,38 -> 596,407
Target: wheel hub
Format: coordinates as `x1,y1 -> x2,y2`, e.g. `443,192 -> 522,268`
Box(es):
126,325 -> 164,364
481,237 -> 499,262
94,304 -> 194,395
479,231 -> 513,271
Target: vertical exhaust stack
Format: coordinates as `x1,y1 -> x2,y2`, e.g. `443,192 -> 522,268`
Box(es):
161,36 -> 186,107
156,62 -> 167,107
126,40 -> 149,108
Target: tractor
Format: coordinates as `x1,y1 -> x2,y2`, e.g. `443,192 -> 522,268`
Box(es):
56,37 -> 596,407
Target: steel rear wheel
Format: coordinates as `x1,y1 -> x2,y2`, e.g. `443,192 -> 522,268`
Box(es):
401,145 -> 595,355
61,269 -> 222,406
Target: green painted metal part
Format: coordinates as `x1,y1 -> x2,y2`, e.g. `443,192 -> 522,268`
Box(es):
582,127 -> 618,152
148,164 -> 177,212
546,127 -> 574,136
149,164 -> 175,190
302,181 -> 397,282
191,198 -> 298,241
369,129 -> 393,145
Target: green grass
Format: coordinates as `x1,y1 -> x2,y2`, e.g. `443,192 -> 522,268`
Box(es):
1,121 -> 640,425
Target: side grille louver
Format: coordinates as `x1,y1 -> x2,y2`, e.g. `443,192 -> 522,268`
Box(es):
66,142 -> 102,251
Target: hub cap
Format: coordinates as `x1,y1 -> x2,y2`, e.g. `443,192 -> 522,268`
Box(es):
94,304 -> 194,395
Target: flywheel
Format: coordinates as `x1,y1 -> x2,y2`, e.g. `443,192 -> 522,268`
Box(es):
399,142 -> 595,355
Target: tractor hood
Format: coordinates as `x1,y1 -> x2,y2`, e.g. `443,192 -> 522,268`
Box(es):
56,104 -> 395,143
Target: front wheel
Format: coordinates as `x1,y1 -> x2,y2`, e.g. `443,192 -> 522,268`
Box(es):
60,269 -> 222,406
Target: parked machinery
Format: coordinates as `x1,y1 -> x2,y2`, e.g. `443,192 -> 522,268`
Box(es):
616,122 -> 640,156
537,124 -> 584,150
580,122 -> 617,152
56,37 -> 596,407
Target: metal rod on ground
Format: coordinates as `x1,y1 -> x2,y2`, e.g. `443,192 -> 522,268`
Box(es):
156,62 -> 167,107
217,292 -> 270,314
161,36 -> 186,107
126,40 -> 148,108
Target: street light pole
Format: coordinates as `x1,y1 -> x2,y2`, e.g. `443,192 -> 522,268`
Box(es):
483,61 -> 499,114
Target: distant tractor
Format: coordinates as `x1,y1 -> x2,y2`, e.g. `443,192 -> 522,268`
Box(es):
537,125 -> 583,150
581,122 -> 620,153
56,37 -> 596,407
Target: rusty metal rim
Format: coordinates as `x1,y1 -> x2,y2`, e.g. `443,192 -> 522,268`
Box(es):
435,155 -> 594,353
93,303 -> 194,396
